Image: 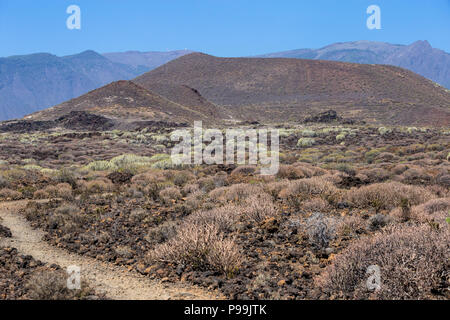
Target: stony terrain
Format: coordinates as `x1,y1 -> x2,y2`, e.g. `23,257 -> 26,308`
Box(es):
0,114 -> 448,300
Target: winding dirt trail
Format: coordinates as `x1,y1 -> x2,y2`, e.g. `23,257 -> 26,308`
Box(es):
0,200 -> 222,300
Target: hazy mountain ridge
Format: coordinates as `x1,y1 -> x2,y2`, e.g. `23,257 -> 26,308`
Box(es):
257,40 -> 450,89
0,50 -> 143,120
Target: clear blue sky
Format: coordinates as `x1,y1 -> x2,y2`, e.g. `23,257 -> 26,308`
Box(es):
0,0 -> 449,57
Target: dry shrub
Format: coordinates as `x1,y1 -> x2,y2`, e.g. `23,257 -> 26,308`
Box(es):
279,177 -> 339,209
81,178 -> 113,194
345,182 -> 434,210
391,197 -> 450,226
230,165 -> 257,176
148,222 -> 242,277
263,180 -> 290,201
185,204 -> 240,232
277,163 -> 325,180
336,215 -> 366,238
182,183 -> 200,195
316,225 -> 449,299
131,170 -> 166,187
400,167 -> 432,184
301,198 -> 331,212
391,164 -> 408,175
0,188 -> 22,200
303,212 -> 337,250
277,165 -> 307,180
241,194 -> 278,223
26,269 -> 95,300
159,186 -> 182,205
208,183 -> 264,204
359,168 -> 390,183
172,170 -> 195,187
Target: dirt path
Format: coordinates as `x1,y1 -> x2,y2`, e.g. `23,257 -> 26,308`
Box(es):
0,200 -> 222,300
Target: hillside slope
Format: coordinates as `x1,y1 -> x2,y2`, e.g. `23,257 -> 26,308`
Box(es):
134,53 -> 450,126
28,80 -> 217,123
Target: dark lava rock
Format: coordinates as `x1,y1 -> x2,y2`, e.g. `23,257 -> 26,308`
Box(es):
56,111 -> 116,131
0,224 -> 12,238
107,170 -> 134,184
304,110 -> 341,123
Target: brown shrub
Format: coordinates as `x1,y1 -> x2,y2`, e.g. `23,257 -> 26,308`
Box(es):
230,165 -> 257,176
316,225 -> 449,299
81,178 -> 113,194
263,180 -> 290,201
182,183 -> 200,195
208,183 -> 265,204
148,222 -> 242,277
0,188 -> 22,200
159,186 -> 182,205
241,194 -> 278,223
172,170 -> 195,187
131,171 -> 166,187
359,168 -> 390,183
279,177 -> 340,209
345,182 -> 434,210
301,198 -> 331,212
33,189 -> 50,200
26,270 -> 94,300
185,204 -> 240,232
391,197 -> 450,226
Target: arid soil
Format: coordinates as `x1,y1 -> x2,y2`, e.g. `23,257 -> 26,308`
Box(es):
0,119 -> 448,300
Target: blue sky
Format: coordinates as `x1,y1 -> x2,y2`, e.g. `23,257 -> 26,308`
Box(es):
0,0 -> 449,57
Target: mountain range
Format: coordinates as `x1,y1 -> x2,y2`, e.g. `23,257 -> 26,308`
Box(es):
0,40 -> 449,122
25,52 -> 450,127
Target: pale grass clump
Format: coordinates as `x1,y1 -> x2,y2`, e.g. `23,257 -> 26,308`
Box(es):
148,222 -> 242,277
345,182 -> 434,210
158,186 -> 182,205
316,225 -> 449,299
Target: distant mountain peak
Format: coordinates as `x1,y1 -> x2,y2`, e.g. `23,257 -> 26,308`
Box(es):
408,40 -> 432,51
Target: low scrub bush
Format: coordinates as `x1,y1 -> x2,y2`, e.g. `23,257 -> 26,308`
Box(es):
159,186 -> 182,205
316,225 -> 450,299
148,222 -> 242,277
345,182 -> 434,210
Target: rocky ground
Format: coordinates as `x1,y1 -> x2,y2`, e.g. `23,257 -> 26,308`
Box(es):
0,121 -> 448,300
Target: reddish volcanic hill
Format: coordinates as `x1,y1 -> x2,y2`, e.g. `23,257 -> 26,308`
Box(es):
134,53 -> 450,126
28,80 -> 220,123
